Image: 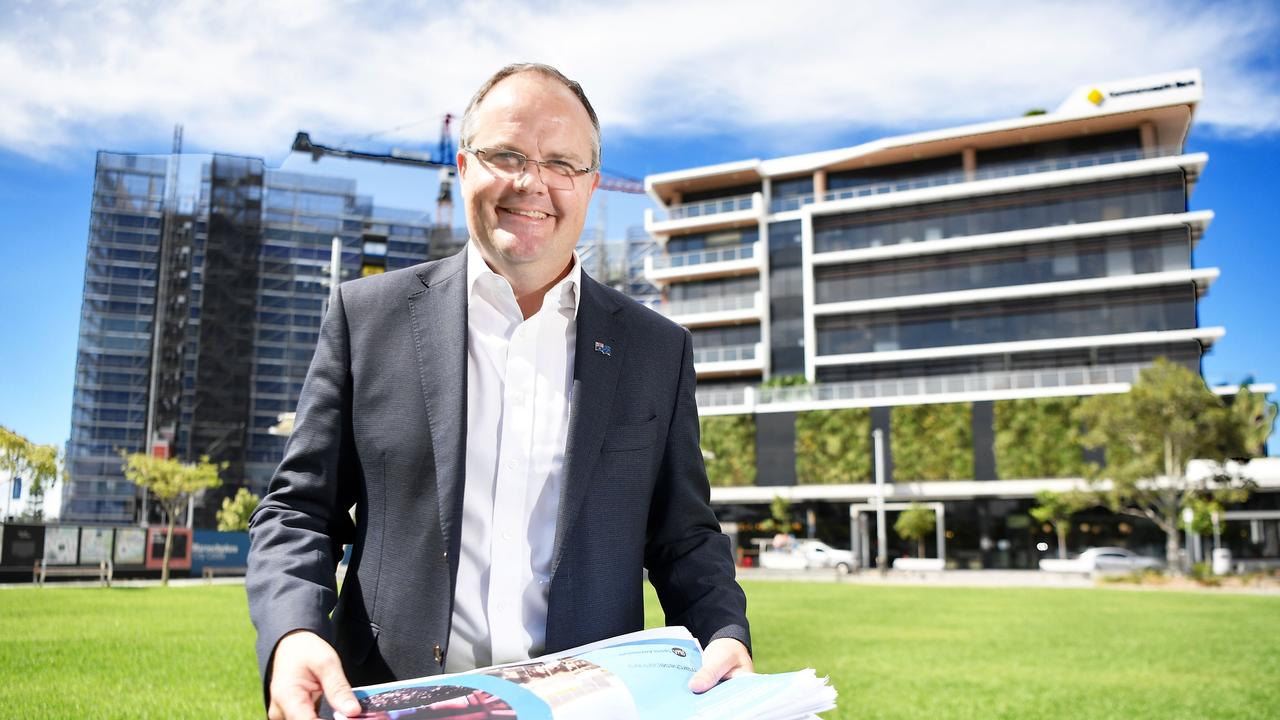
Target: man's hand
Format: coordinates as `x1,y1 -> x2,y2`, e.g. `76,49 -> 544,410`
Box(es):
268,630 -> 363,720
688,637 -> 754,693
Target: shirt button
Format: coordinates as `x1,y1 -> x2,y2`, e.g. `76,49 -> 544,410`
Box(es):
506,460 -> 517,470
502,531 -> 512,541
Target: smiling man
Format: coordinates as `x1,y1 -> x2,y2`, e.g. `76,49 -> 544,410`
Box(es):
247,63 -> 752,720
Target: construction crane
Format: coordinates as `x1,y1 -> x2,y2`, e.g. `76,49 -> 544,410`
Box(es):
291,116 -> 646,277
291,115 -> 644,215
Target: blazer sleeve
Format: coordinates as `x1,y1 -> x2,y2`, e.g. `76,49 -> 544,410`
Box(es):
245,284 -> 360,690
643,328 -> 752,654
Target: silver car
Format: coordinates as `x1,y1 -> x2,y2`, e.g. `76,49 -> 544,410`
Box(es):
1079,547 -> 1164,572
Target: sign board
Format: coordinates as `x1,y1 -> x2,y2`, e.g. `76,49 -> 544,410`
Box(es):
146,527 -> 192,570
190,530 -> 250,575
0,523 -> 44,566
114,527 -> 147,566
79,527 -> 115,564
42,526 -> 79,566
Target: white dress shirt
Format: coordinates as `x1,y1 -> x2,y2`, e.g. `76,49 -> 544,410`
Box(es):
446,242 -> 579,672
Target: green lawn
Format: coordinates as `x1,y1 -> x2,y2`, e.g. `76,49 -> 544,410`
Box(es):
1,581 -> 1277,718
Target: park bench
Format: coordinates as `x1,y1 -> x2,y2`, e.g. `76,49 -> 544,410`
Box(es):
202,566 -> 248,582
33,559 -> 113,587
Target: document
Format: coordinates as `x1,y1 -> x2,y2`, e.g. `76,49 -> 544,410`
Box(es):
331,626 -> 836,719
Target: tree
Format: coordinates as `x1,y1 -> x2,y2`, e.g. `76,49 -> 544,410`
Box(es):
699,415 -> 756,486
0,425 -> 61,521
19,442 -> 59,521
795,408 -> 871,484
216,487 -> 261,532
1029,489 -> 1094,559
759,495 -> 793,535
894,503 -> 936,558
121,453 -> 224,585
1075,359 -> 1277,568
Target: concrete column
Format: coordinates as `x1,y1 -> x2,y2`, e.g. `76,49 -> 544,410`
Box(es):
869,406 -> 894,485
971,401 -> 997,480
756,411 -> 797,486
962,148 -> 977,181
813,169 -> 827,201
1139,122 -> 1157,153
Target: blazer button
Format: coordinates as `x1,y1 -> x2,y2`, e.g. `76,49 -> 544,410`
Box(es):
434,644 -> 444,665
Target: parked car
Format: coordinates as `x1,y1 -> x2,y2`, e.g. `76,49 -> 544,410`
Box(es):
759,539 -> 855,573
1039,546 -> 1164,573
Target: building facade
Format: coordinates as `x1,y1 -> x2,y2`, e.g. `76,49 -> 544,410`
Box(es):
64,152 -> 437,525
642,70 -> 1277,568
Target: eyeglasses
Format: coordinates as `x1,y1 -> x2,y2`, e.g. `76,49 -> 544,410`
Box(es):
462,146 -> 596,190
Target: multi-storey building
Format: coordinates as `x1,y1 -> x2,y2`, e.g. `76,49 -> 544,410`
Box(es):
64,152 -> 436,525
643,70 -> 1277,568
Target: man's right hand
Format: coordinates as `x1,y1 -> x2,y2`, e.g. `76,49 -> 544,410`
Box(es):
268,630 -> 364,720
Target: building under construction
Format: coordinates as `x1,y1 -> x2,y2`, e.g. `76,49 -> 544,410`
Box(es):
63,150 -> 450,525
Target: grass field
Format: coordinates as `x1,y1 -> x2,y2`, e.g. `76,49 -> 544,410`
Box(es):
1,581 -> 1277,718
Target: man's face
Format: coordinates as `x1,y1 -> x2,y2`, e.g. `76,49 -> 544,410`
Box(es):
458,72 -> 599,282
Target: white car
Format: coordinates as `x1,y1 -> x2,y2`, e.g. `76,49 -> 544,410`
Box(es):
1039,546 -> 1164,573
760,539 -> 855,573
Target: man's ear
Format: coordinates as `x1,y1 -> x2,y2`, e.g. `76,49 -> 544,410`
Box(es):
456,150 -> 470,180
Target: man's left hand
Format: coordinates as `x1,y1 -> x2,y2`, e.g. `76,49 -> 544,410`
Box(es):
688,637 -> 754,693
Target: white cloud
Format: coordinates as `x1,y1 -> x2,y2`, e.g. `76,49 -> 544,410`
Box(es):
1,0 -> 1277,162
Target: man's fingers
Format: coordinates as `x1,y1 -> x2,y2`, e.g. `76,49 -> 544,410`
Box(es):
269,681 -> 321,720
688,662 -> 726,694
689,638 -> 754,694
318,658 -> 363,718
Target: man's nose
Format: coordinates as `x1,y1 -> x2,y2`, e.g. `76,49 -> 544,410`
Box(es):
513,163 -> 549,192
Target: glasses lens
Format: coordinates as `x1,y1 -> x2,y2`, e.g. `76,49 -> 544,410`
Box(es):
476,148 -> 577,190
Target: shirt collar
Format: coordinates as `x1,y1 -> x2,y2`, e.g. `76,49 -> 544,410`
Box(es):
466,240 -> 582,319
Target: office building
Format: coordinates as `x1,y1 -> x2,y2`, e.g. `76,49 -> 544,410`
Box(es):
642,70 -> 1277,567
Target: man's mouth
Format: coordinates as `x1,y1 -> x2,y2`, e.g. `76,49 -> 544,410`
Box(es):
501,207 -> 552,220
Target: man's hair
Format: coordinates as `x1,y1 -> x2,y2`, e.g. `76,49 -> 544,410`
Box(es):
459,62 -> 601,169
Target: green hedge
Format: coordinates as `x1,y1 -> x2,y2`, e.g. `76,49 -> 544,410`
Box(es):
891,403 -> 973,480
795,408 -> 871,484
699,414 -> 756,487
993,397 -> 1085,479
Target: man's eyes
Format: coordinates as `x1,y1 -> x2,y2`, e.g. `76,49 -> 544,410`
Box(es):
490,151 -> 525,166
543,160 -> 577,174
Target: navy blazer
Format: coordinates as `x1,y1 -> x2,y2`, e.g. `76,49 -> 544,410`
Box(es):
247,249 -> 750,690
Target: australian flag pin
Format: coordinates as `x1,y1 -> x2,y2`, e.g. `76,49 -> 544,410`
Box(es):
594,340 -> 612,357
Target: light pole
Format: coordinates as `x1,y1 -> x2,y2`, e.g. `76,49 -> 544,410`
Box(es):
873,428 -> 888,574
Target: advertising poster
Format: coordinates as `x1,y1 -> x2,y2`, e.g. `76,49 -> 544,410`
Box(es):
0,524 -> 45,566
79,527 -> 114,564
114,527 -> 146,566
146,526 -> 192,570
43,526 -> 80,565
190,530 -> 249,576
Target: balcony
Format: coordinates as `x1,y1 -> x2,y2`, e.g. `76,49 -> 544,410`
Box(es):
695,362 -> 1150,412
644,242 -> 761,286
693,342 -> 764,378
658,291 -> 763,327
765,145 -> 1192,218
645,192 -> 763,237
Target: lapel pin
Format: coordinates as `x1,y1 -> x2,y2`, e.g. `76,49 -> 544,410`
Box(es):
594,340 -> 612,357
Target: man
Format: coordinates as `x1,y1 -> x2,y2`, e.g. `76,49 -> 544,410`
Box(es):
247,63 -> 753,720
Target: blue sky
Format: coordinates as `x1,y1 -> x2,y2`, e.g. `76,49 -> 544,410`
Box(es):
1,0 -> 1278,452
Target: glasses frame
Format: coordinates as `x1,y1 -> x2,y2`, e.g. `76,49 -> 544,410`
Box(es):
461,146 -> 597,187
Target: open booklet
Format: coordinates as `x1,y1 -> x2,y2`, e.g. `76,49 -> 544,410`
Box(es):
328,626 -> 836,720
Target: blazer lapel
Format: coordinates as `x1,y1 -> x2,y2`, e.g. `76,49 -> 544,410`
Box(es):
551,274 -> 625,577
407,250 -> 469,573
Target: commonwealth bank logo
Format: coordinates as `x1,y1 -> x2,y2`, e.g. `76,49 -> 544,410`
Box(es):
1087,88 -> 1105,106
